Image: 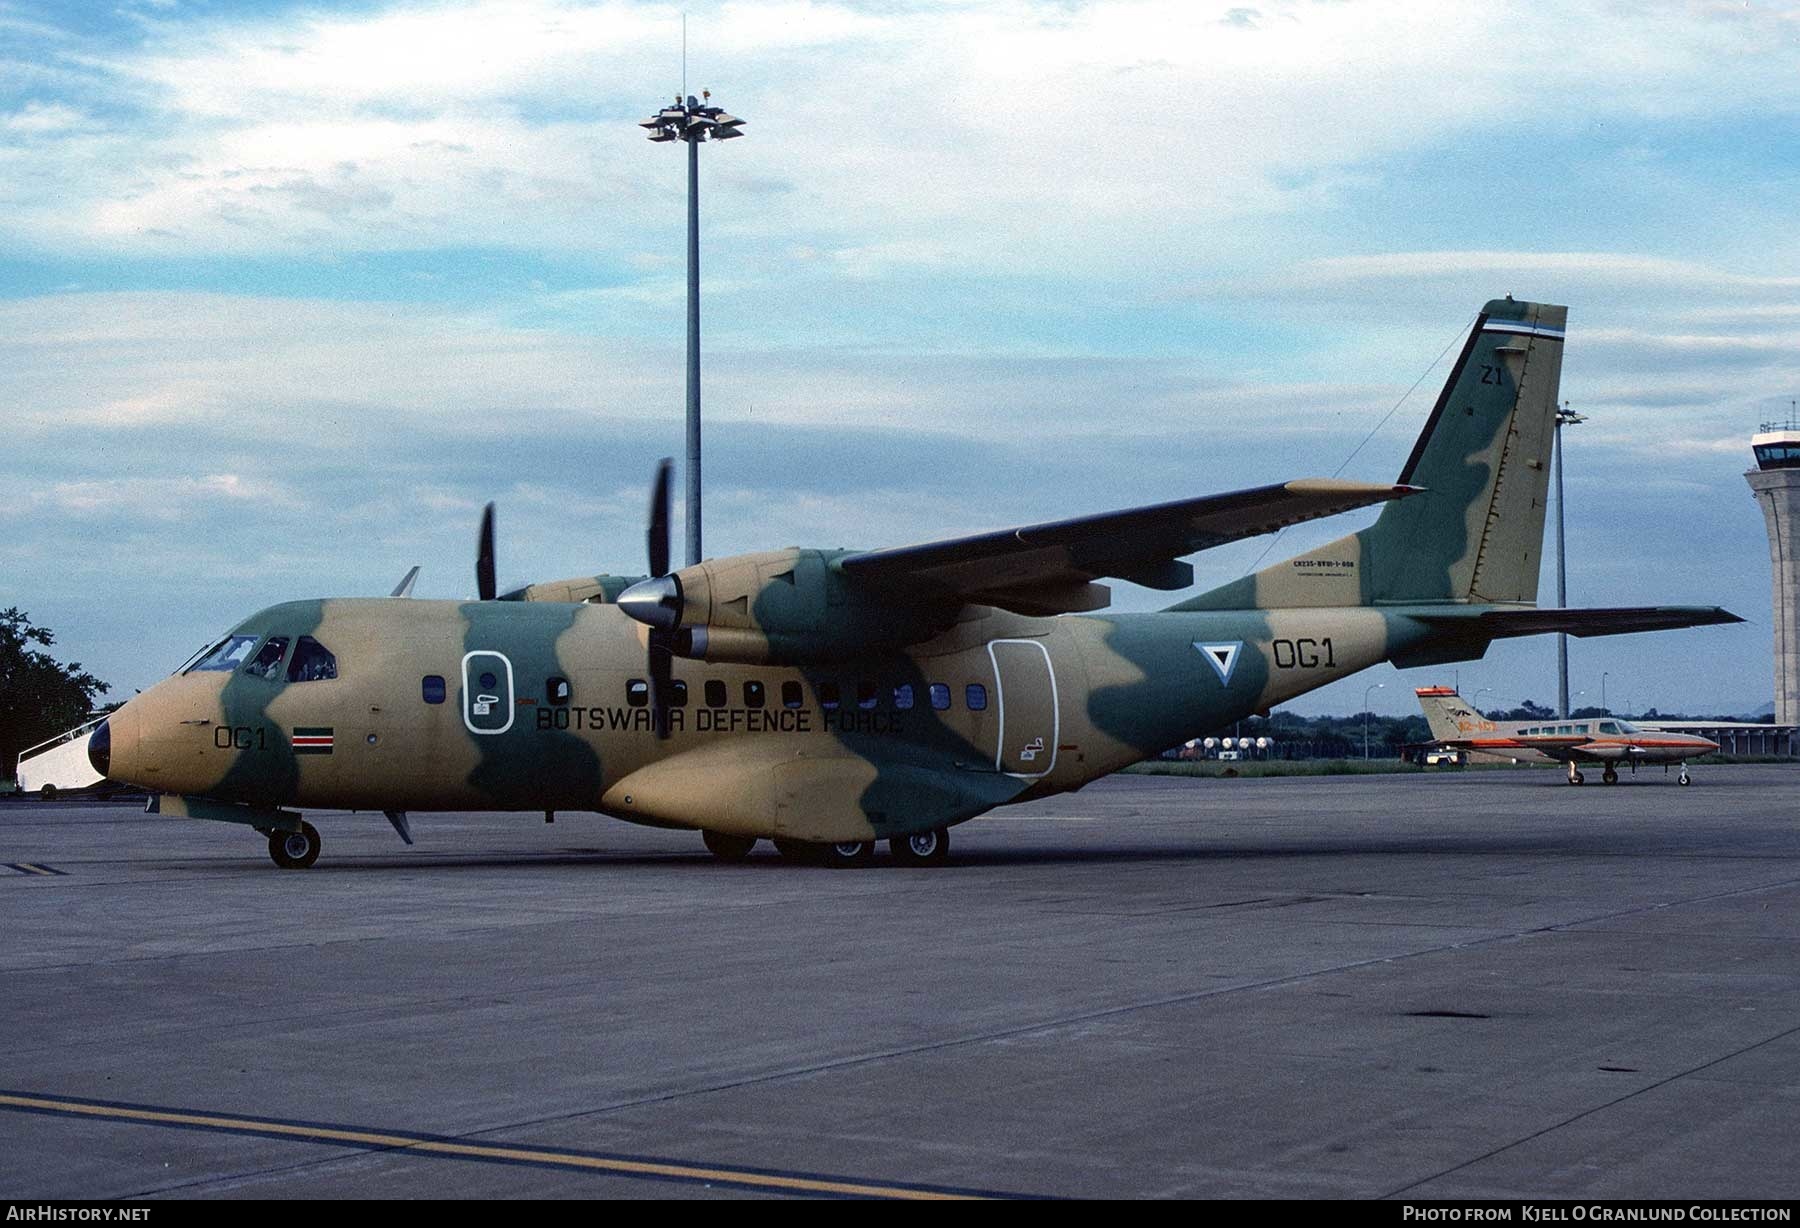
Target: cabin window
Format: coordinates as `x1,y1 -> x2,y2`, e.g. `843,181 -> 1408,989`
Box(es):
243,636 -> 290,680
856,680 -> 878,710
705,679 -> 727,707
744,680 -> 766,709
189,635 -> 258,673
930,683 -> 952,711
670,679 -> 688,708
893,683 -> 914,710
818,681 -> 841,710
626,679 -> 649,707
286,636 -> 338,683
965,683 -> 988,711
547,677 -> 571,706
421,675 -> 447,704
782,680 -> 804,709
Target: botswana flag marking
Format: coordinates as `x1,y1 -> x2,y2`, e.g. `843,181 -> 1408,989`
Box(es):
292,727 -> 334,755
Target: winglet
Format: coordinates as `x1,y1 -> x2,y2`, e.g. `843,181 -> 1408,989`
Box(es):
390,566 -> 421,599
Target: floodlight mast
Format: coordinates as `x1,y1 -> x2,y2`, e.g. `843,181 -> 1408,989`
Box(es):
639,93 -> 746,567
1553,403 -> 1586,717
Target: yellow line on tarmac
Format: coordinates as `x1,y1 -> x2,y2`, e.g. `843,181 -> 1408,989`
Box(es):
0,1092 -> 986,1200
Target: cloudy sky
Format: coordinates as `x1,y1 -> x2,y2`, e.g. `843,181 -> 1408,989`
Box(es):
4,0 -> 1798,716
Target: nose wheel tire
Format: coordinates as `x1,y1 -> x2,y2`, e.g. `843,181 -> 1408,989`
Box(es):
1678,770 -> 1691,786
890,827 -> 950,866
1567,770 -> 1585,786
702,830 -> 757,862
268,821 -> 322,869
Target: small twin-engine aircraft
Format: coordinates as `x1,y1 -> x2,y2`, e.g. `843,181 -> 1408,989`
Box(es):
90,299 -> 1739,867
1414,686 -> 1718,785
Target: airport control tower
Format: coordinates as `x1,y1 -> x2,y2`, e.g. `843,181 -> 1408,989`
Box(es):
1746,421 -> 1800,723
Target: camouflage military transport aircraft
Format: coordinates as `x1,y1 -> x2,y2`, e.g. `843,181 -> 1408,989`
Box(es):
90,298 -> 1739,868
1415,686 -> 1718,786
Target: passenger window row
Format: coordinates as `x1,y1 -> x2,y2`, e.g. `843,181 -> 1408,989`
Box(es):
412,674 -> 993,714
584,678 -> 989,712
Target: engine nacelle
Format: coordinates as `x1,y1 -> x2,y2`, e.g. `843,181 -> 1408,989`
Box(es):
618,548 -> 956,664
499,574 -> 641,604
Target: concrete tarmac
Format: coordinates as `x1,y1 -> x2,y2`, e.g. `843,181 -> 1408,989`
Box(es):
2,764 -> 1797,1200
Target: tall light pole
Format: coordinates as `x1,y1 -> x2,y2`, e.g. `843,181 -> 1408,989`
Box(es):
1363,682 -> 1385,759
1601,671 -> 1610,716
1473,687 -> 1494,717
1554,402 -> 1586,717
640,91 -> 746,567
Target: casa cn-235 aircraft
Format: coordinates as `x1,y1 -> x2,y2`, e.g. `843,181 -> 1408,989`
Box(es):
90,298 -> 1740,868
1414,686 -> 1718,786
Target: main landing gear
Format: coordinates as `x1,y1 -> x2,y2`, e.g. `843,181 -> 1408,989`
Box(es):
740,828 -> 953,867
701,830 -> 757,862
267,822 -> 322,869
891,827 -> 950,866
1602,765 -> 1619,785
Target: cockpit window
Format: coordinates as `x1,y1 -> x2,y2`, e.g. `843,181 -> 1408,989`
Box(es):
1599,721 -> 1622,735
286,636 -> 338,683
188,635 -> 259,673
242,636 -> 290,679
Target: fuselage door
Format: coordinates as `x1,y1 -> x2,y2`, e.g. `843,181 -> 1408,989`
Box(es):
461,651 -> 515,735
988,638 -> 1058,778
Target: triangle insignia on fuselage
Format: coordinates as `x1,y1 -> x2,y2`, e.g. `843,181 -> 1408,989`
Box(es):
1194,641 -> 1242,686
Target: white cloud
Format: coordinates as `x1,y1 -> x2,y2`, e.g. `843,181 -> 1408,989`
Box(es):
11,0 -> 1800,265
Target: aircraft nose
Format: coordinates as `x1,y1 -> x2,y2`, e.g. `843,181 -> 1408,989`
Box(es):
87,719 -> 110,777
93,700 -> 143,785
617,574 -> 684,631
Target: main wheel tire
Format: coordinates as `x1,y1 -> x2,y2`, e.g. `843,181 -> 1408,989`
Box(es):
39,784 -> 57,801
702,830 -> 756,862
890,827 -> 950,866
1602,766 -> 1618,784
268,821 -> 321,870
1570,771 -> 1585,786
772,837 -> 823,865
822,840 -> 875,868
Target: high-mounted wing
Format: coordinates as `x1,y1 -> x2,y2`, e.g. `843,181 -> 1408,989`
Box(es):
836,478 -> 1420,615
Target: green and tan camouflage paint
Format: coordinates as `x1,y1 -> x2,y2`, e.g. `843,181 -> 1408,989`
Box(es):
94,299 -> 1726,850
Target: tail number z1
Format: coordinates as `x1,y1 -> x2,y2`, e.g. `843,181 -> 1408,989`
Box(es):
1271,638 -> 1336,669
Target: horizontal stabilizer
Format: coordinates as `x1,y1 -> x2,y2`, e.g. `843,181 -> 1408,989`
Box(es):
1415,606 -> 1744,639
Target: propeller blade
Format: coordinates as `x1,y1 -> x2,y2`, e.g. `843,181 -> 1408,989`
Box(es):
477,503 -> 497,601
646,458 -> 675,738
649,630 -> 674,741
648,457 -> 672,579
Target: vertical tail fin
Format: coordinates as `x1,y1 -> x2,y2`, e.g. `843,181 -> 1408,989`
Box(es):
1414,686 -> 1481,743
1174,298 -> 1567,611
